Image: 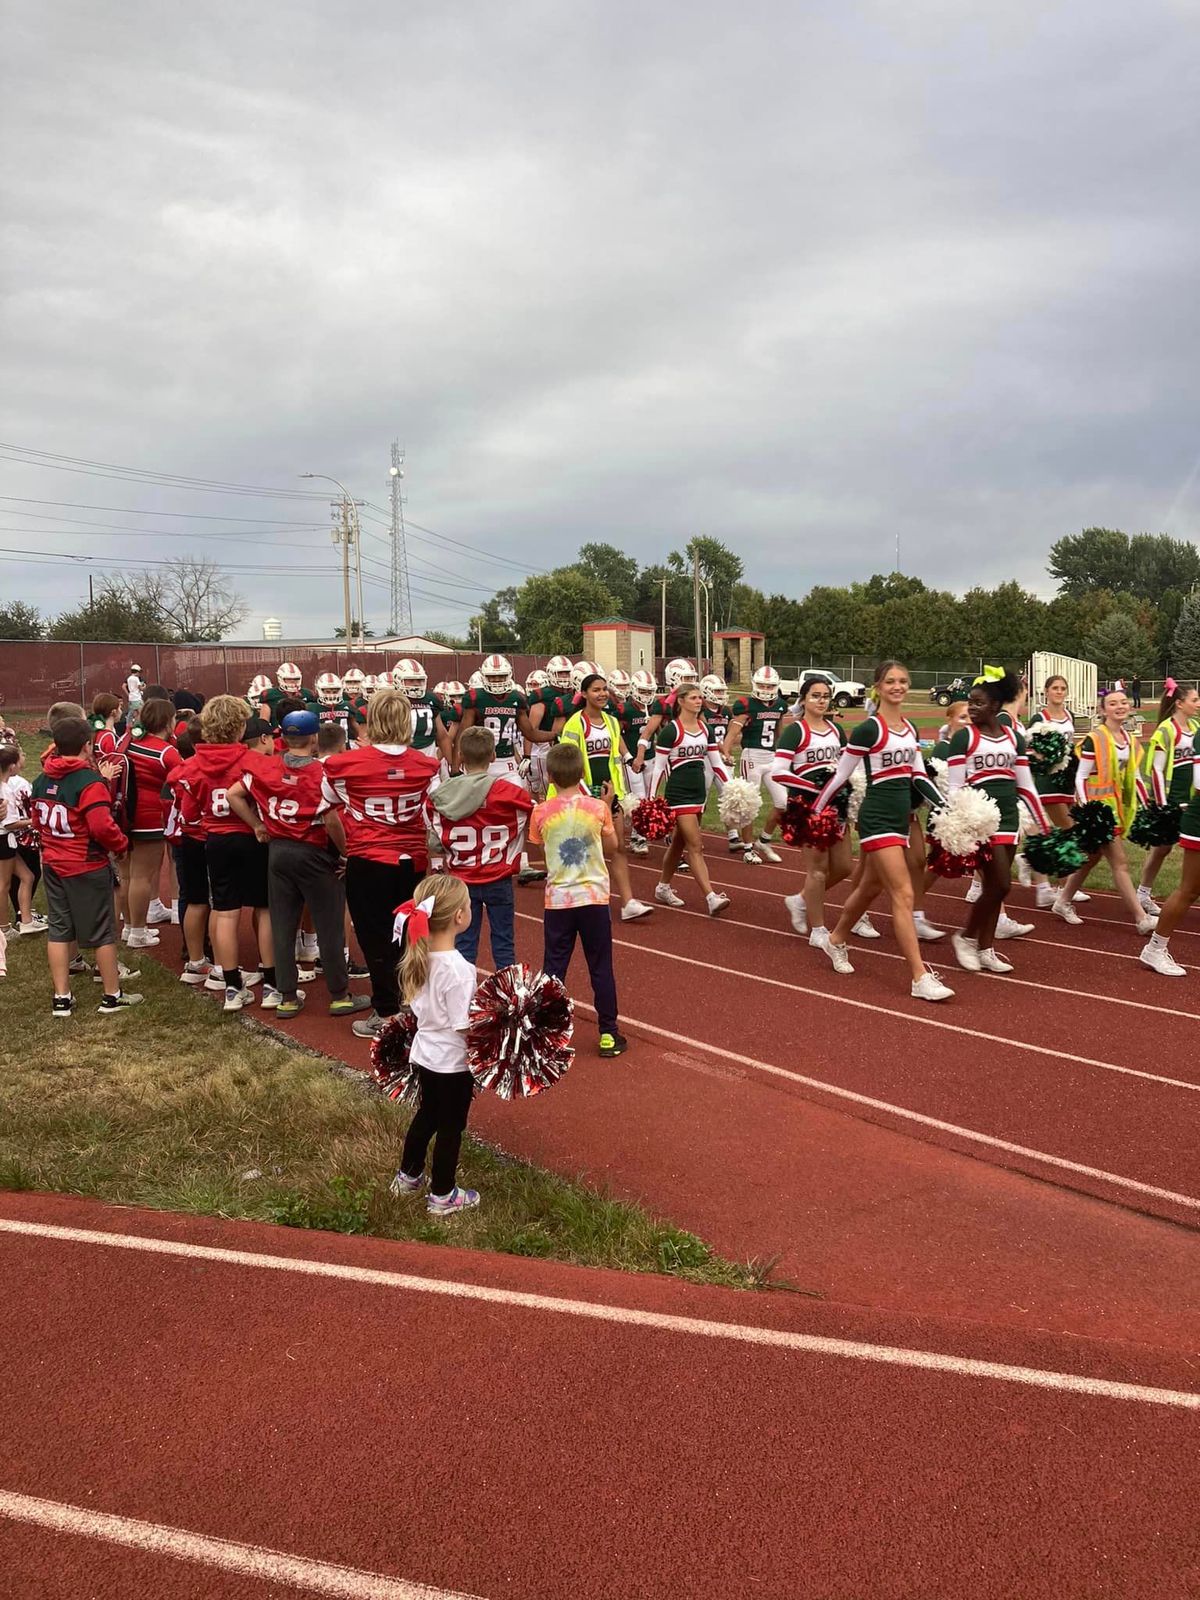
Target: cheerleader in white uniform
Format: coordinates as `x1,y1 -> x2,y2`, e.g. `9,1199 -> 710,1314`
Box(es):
770,676 -> 849,946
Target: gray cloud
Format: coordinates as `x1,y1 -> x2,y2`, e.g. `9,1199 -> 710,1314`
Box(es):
3,0 -> 1199,638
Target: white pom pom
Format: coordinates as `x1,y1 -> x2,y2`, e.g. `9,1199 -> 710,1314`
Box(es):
926,755 -> 951,798
930,785 -> 1000,856
847,764 -> 867,827
718,776 -> 762,831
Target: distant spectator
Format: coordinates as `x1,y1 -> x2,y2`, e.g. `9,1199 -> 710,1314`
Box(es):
1130,675 -> 1142,709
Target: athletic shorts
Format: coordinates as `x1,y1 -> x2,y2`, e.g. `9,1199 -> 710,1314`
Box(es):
856,781 -> 913,852
0,837 -> 15,861
43,862 -> 117,947
1180,794 -> 1200,852
205,833 -> 269,911
175,836 -> 210,906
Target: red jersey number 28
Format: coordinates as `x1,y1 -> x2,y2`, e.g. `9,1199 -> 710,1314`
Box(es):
446,823 -> 512,867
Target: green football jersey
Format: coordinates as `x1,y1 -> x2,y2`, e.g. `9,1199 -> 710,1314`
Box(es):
730,694 -> 788,750
463,687 -> 528,759
408,693 -> 446,751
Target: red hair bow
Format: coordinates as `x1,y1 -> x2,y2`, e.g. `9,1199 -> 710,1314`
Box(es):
392,895 -> 435,945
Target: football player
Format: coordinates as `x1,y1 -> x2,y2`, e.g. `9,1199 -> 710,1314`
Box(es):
247,674 -> 272,710
361,673 -> 381,699
630,659 -> 696,776
341,666 -> 366,711
260,662 -> 317,725
526,655 -> 574,765
393,657 -> 453,765
621,670 -> 657,852
314,672 -> 365,744
721,665 -> 793,862
700,674 -> 731,795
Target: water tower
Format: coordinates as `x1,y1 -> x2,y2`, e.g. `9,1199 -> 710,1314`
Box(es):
262,617 -> 282,642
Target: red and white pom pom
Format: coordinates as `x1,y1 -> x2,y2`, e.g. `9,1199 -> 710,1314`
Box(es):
467,964 -> 574,1100
370,1011 -> 420,1105
631,797 -> 674,841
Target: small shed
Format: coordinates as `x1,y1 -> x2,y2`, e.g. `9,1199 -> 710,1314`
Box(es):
582,617 -> 657,674
713,628 -> 765,686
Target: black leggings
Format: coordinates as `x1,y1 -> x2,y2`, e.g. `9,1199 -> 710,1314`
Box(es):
344,856 -> 420,1018
400,1068 -> 474,1196
9,846 -> 40,918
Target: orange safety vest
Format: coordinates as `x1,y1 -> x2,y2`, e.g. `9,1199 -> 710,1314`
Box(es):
1084,724 -> 1141,832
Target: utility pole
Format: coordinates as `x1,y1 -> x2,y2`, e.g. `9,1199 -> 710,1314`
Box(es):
660,576 -> 668,660
389,441 -> 413,637
335,499 -> 353,644
477,617 -> 483,652
299,472 -> 364,644
692,549 -> 703,668
88,574 -> 94,613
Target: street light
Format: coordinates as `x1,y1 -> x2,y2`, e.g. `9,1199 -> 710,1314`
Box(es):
699,579 -> 713,669
299,471 -> 364,645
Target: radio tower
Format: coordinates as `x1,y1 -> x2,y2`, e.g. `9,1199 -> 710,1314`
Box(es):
388,440 -> 413,637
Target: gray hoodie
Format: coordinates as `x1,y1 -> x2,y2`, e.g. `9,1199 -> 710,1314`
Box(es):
430,770 -> 499,822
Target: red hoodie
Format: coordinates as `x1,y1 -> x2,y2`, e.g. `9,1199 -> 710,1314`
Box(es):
172,742 -> 255,836
30,755 -> 127,877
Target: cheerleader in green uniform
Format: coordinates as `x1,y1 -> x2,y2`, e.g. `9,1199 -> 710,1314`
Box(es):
1136,678 -> 1200,915
650,684 -> 732,917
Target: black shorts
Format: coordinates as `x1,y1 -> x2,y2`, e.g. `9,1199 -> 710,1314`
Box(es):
43,863 -> 117,947
175,837 -> 210,907
205,833 -> 269,911
0,837 -> 15,862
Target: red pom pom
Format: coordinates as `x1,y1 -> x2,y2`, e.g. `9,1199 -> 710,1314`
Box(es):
631,797 -> 674,841
467,964 -> 575,1099
926,838 -> 994,879
370,1011 -> 420,1104
780,793 -> 843,849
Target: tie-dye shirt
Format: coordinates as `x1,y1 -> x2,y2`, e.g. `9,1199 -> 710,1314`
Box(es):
529,791 -> 614,909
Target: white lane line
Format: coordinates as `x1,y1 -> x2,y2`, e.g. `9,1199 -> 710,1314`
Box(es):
562,998 -> 1200,1215
1,1220 -> 1197,1408
517,914 -> 1200,1096
0,1488 -> 481,1599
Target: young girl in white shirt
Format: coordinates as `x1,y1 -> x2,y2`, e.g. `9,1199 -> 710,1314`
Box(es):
389,874 -> 480,1217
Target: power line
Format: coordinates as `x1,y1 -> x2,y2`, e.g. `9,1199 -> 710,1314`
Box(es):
0,496 -> 334,525
0,443 -> 330,501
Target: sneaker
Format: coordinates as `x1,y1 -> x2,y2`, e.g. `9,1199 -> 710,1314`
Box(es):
706,891 -> 730,916
260,986 -> 299,1010
296,965 -> 317,984
347,961 -> 370,979
302,934 -> 320,962
427,1186 -> 481,1217
1140,942 -> 1186,977
1073,891 -> 1090,904
51,994 -> 75,1020
329,994 -> 372,1016
965,880 -> 983,904
677,858 -> 690,872
67,956 -> 92,976
628,836 -> 649,856
741,847 -> 763,865
727,834 -> 742,854
654,882 -> 686,908
952,932 -> 981,972
1052,896 -> 1083,927
1136,914 -> 1160,936
913,915 -> 945,942
599,1031 -> 628,1057
97,991 -> 144,1014
784,893 -> 808,934
223,986 -> 255,1012
978,947 -> 1014,974
93,961 -> 139,984
851,916 -> 880,939
808,926 -> 831,949
389,1169 -> 425,1196
620,899 -> 653,921
911,969 -> 954,1002
1015,857 -> 1032,888
756,839 -> 782,863
995,913 -> 1034,939
179,960 -> 213,986
147,899 -> 178,925
293,934 -> 306,959
204,973 -> 228,992
516,867 -> 547,885
351,1010 -> 389,1038
1035,885 -> 1055,909
275,996 -> 307,1018
18,916 -> 48,936
124,928 -> 158,949
1137,890 -> 1161,916
242,969 -> 264,987
822,938 -> 855,975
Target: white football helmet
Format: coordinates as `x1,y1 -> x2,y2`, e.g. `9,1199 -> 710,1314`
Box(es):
525,668 -> 549,695
393,657 -> 427,699
443,679 -> 466,705
700,673 -> 728,707
315,672 -> 342,706
665,657 -> 699,691
607,668 -> 631,699
630,669 -> 657,707
361,673 -> 381,698
545,654 -> 573,690
341,666 -> 365,698
432,680 -> 449,698
468,670 -> 485,690
277,661 -> 302,690
570,659 -> 603,692
752,665 -> 782,703
480,654 -> 513,694
248,674 -> 272,702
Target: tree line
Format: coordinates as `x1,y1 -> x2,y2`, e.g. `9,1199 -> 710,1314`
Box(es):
0,559 -> 247,644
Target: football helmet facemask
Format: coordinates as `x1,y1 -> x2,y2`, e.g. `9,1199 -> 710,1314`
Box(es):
630,669 -> 657,706
248,674 -> 272,701
700,673 -> 728,707
480,654 -> 513,694
393,658 -> 427,699
664,658 -> 699,691
277,661 -> 302,690
545,654 -> 573,690
341,667 -> 365,697
607,668 -> 631,698
315,672 -> 342,706
752,666 -> 781,703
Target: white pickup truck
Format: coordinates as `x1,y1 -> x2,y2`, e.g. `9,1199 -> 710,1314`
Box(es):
776,668 -> 867,710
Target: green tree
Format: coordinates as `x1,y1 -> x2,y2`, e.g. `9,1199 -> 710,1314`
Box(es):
1129,535 -> 1200,601
1154,588 -> 1186,671
467,589 -> 519,650
1169,596 -> 1200,678
577,543 -> 639,615
856,572 -> 928,606
0,600 -> 44,639
1084,610 -> 1153,680
512,568 -> 616,654
49,581 -> 171,643
334,620 -> 376,639
1048,529 -> 1132,596
668,537 -> 744,632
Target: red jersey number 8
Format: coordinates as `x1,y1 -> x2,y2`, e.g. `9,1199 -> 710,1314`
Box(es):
210,788 -> 231,818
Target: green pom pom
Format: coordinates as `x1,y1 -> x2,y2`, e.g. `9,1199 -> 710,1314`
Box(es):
1024,828 -> 1088,878
1128,803 -> 1182,849
1069,800 -> 1117,853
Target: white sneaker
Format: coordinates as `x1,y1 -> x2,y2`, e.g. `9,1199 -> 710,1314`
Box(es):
628,836 -> 649,856
965,880 -> 983,904
1052,896 -> 1083,926
913,915 -> 945,942
706,891 -> 730,917
294,934 -> 305,958
18,917 -> 48,936
978,947 -> 1014,974
995,913 -> 1034,939
1015,857 -> 1032,888
260,986 -> 303,1009
808,927 -> 831,949
620,899 -> 653,921
223,986 -> 256,1012
1073,891 -> 1090,903
242,969 -> 264,987
756,839 -> 782,863
204,973 -> 227,992
1137,891 -> 1161,916
912,969 -> 954,1002
654,883 -> 686,908
822,938 -> 854,974
784,894 -> 808,935
851,916 -> 880,939
952,932 -> 981,972
1136,914 -> 1159,936
302,934 -> 320,961
741,847 -> 763,865
1035,885 -> 1055,909
147,899 -> 178,925
179,960 -> 212,985
124,928 -> 158,948
1140,942 -> 1186,977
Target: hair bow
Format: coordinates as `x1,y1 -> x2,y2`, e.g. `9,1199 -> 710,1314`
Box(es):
1165,676 -> 1178,694
392,894 -> 436,945
972,664 -> 1005,686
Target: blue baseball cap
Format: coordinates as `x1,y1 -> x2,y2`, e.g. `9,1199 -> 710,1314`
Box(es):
281,710 -> 319,735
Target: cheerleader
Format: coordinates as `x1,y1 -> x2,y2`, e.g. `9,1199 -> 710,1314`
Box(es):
811,661 -> 954,1002
946,671 -> 1050,974
1135,678 -> 1200,915
1026,674 -> 1084,909
1140,751 -> 1200,976
1052,688 -> 1157,933
772,676 -> 849,945
650,684 -> 731,916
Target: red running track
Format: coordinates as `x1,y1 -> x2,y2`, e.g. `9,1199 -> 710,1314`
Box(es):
2,1192 -> 1198,1600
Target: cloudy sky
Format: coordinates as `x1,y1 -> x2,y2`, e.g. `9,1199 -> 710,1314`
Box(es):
4,0 -> 1199,640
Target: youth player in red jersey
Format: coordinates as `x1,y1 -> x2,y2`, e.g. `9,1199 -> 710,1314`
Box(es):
172,695 -> 275,1012
429,723 -> 533,967
320,688 -> 439,1036
121,697 -> 182,947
